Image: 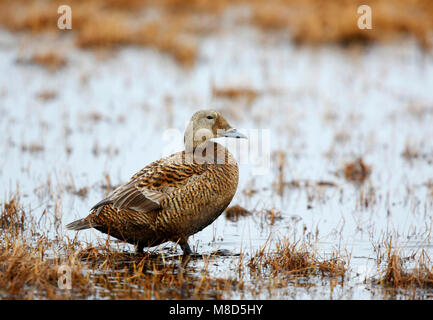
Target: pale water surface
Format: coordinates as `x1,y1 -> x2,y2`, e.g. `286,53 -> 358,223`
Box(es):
1,25 -> 433,299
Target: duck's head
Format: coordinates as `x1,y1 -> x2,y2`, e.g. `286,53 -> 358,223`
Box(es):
184,109 -> 247,151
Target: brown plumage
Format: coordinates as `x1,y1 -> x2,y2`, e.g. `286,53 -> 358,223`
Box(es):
66,109 -> 246,255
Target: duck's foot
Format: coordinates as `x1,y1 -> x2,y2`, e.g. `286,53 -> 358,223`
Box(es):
180,241 -> 192,255
135,243 -> 144,255
179,242 -> 203,259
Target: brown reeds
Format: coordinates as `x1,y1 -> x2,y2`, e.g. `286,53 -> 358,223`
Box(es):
212,87 -> 260,104
343,158 -> 371,183
0,237 -> 93,299
0,196 -> 25,234
2,194 -> 347,299
378,247 -> 433,290
251,0 -> 433,49
249,239 -> 346,280
36,90 -> 58,101
20,143 -> 45,153
225,205 -> 251,222
273,150 -> 286,196
0,196 -> 92,299
30,52 -> 67,72
1,0 -> 431,67
0,193 -> 248,299
74,244 -> 247,299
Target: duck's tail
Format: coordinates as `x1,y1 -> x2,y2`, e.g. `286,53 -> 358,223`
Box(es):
65,218 -> 93,231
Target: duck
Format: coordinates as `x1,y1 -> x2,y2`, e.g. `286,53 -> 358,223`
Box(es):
66,109 -> 246,255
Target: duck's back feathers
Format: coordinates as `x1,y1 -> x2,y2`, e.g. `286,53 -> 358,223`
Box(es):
92,151 -> 207,214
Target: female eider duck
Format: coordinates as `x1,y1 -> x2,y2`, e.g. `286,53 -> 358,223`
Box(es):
66,109 -> 246,255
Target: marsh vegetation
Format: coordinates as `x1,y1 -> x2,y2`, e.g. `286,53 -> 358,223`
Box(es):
1,0 -> 433,299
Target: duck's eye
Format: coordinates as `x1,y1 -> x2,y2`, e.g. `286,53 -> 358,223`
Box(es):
206,115 -> 214,120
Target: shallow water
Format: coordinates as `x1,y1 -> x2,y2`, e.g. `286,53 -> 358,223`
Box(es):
1,25 -> 433,299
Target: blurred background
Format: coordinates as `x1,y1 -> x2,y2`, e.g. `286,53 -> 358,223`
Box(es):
1,0 -> 433,299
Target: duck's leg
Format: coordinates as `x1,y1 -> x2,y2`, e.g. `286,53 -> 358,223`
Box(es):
179,238 -> 192,255
135,243 -> 144,255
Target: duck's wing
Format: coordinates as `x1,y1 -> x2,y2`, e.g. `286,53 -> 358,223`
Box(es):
91,182 -> 164,213
92,153 -> 205,214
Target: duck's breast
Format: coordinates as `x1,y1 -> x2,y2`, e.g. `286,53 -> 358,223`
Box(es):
157,145 -> 239,237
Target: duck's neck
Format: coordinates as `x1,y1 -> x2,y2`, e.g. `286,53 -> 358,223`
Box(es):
184,121 -> 211,153
184,135 -> 201,154
184,137 -> 211,154
183,140 -> 234,166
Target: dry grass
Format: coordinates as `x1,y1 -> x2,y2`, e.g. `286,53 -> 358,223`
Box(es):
0,0 -> 431,67
0,0 -> 199,66
75,246 -> 218,299
225,205 -> 251,222
402,143 -> 421,161
0,195 -> 91,299
15,51 -> 67,72
29,52 -> 67,72
0,237 -> 92,299
65,186 -> 89,198
0,196 -> 25,234
76,16 -> 197,66
273,150 -> 286,196
401,141 -> 433,164
377,246 -> 433,290
4,192 -> 433,299
249,238 -> 346,280
20,143 -> 45,153
0,193 -> 350,299
425,180 -> 433,198
36,90 -> 58,101
343,158 -> 371,184
252,0 -> 433,49
69,243 -> 250,299
263,208 -> 283,226
212,86 -> 260,104
0,194 -> 249,299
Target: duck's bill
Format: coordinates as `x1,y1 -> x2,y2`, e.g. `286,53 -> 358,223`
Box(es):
218,128 -> 248,139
